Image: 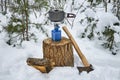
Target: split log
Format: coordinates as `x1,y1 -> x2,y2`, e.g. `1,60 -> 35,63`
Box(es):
26,58 -> 55,73
43,37 -> 74,66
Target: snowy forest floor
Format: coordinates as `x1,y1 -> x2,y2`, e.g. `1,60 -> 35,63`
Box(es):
0,25 -> 120,80
0,0 -> 120,80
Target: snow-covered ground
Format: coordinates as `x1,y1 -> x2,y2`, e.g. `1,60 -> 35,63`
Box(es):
0,0 -> 120,80
0,28 -> 120,80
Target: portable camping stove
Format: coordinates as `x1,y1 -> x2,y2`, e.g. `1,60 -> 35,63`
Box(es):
48,9 -> 76,41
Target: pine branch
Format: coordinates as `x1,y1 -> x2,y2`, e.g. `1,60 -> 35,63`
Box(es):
71,0 -> 87,28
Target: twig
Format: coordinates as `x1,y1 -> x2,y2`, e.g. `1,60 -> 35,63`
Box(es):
71,0 -> 87,28
0,3 -> 14,8
65,18 -> 72,28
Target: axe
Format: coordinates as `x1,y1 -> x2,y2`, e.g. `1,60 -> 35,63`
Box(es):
62,26 -> 94,74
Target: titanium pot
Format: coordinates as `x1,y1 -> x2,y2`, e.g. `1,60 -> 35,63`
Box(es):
48,10 -> 65,22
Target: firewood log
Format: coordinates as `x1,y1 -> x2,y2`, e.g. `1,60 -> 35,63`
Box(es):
26,58 -> 55,73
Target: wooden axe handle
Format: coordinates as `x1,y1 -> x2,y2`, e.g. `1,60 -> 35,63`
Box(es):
62,26 -> 90,67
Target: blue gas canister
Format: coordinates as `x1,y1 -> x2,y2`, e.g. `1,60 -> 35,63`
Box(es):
52,25 -> 61,41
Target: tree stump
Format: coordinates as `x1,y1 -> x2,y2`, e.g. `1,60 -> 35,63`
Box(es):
43,37 -> 74,66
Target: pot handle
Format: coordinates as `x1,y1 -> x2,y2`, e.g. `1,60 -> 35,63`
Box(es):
67,13 -> 76,18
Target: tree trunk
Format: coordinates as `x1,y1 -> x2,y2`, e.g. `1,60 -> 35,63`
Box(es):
108,0 -> 111,3
23,0 -> 29,41
43,37 -> 74,66
1,0 -> 3,11
103,0 -> 107,12
116,0 -> 120,20
4,0 -> 7,13
22,12 -> 25,40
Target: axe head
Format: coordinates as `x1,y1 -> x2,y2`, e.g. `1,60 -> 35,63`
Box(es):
77,64 -> 94,74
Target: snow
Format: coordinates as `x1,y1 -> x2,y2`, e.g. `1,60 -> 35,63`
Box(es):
0,1 -> 120,80
84,8 -> 96,18
13,22 -> 22,26
0,31 -> 120,80
97,12 -> 119,28
29,12 -> 47,24
0,13 -> 10,27
114,33 -> 120,43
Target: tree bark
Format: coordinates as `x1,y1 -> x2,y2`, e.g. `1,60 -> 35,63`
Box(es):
62,26 -> 90,67
116,0 -> 120,20
103,0 -> 107,12
27,58 -> 55,73
1,0 -> 3,11
4,0 -> 7,13
23,0 -> 29,41
43,37 -> 74,66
